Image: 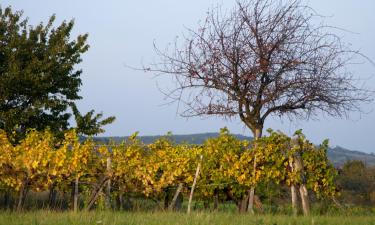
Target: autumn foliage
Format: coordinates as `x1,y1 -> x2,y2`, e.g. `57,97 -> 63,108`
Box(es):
0,128 -> 337,212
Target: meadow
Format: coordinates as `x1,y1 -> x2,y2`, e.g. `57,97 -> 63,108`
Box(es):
1,211 -> 375,225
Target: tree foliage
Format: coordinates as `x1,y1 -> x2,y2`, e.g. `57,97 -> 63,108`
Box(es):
337,160 -> 375,205
71,103 -> 116,136
0,6 -> 89,141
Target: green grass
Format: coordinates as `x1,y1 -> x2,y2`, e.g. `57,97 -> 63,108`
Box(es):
0,211 -> 374,225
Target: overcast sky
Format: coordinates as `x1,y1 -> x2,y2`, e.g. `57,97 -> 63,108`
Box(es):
2,0 -> 375,153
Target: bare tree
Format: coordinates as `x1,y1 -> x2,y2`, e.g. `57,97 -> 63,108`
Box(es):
148,0 -> 371,136
146,0 -> 372,212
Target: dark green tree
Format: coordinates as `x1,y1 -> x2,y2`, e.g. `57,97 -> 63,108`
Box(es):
71,103 -> 116,136
0,6 -> 89,142
337,160 -> 375,205
338,160 -> 371,204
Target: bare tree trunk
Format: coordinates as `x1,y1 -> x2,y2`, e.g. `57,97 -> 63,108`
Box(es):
164,188 -> 171,210
105,157 -> 112,210
213,188 -> 219,211
119,193 -> 124,210
16,177 -> 29,212
291,185 -> 298,216
248,153 -> 258,213
168,183 -> 183,210
16,188 -> 24,212
48,183 -> 57,209
73,176 -> 79,212
248,128 -> 262,213
187,155 -> 202,214
3,190 -> 11,209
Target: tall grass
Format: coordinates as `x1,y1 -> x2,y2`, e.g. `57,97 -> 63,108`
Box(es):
0,211 -> 374,225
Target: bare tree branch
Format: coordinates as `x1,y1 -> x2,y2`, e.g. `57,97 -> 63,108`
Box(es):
146,0 -> 373,137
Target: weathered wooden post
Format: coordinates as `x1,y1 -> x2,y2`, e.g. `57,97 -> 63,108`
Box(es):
291,136 -> 310,216
291,184 -> 298,216
289,157 -> 298,216
105,157 -> 112,210
169,183 -> 183,210
187,155 -> 203,214
73,176 -> 79,212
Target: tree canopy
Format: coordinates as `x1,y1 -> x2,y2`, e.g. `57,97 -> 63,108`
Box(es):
0,6 -> 114,140
71,103 -> 116,136
148,0 -> 372,138
0,6 -> 89,141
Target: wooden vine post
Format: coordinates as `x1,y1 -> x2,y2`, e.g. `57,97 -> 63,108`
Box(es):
85,176 -> 109,211
187,155 -> 203,214
297,156 -> 310,216
105,156 -> 112,210
288,155 -> 298,216
291,136 -> 310,216
168,183 -> 184,210
73,176 -> 79,212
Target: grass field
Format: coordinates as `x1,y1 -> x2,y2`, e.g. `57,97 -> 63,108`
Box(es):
0,211 -> 374,225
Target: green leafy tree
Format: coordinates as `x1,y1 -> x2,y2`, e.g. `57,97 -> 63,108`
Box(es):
337,160 -> 375,205
71,103 -> 115,136
0,6 -> 89,142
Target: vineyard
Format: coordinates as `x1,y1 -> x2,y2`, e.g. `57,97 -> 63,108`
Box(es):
0,128 -> 338,215
0,0 -> 374,224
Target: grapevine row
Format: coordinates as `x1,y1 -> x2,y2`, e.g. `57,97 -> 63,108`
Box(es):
0,128 -> 337,213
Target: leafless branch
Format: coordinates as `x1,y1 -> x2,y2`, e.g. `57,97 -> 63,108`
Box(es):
145,0 -> 373,136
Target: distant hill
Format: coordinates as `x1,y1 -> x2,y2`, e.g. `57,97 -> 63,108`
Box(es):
92,133 -> 375,167
327,146 -> 375,167
93,132 -> 251,145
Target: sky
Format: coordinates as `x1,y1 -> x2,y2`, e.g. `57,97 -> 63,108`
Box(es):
2,0 -> 375,153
